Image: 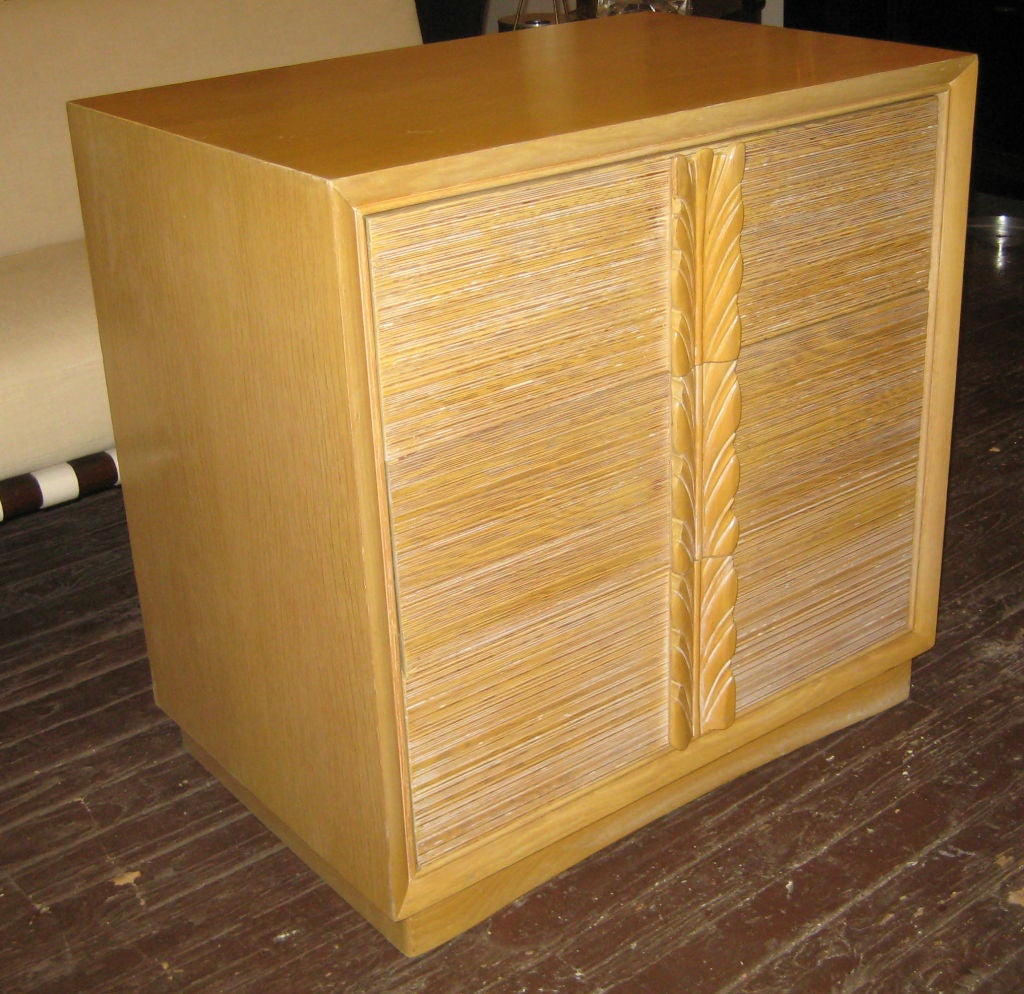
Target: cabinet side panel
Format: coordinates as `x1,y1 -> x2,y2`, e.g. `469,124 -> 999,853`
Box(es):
70,109 -> 398,909
367,160 -> 672,866
733,99 -> 939,708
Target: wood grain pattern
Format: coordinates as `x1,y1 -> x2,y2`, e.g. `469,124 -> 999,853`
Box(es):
1,178 -> 1004,992
367,159 -> 673,865
726,101 -> 941,710
672,146 -> 745,373
71,16 -> 973,215
69,110 -> 405,913
733,295 -> 930,707
739,99 -> 939,344
67,18 -> 976,953
670,146 -> 743,747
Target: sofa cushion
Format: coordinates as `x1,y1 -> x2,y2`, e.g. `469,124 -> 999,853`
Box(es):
0,240 -> 113,479
0,0 -> 422,258
1,0 -> 421,483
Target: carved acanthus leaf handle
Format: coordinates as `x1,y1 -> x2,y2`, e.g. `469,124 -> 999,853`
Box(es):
670,144 -> 744,750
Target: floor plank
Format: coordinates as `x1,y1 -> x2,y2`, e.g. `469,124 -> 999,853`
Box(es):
1,215 -> 1022,992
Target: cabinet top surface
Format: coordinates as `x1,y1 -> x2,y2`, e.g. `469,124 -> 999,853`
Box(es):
71,15 -> 971,191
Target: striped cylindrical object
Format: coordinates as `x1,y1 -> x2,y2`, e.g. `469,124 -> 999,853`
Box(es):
0,450 -> 120,522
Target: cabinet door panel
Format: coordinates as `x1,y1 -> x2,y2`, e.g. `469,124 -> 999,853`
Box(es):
732,100 -> 940,708
367,159 -> 673,865
738,99 -> 938,344
733,296 -> 928,705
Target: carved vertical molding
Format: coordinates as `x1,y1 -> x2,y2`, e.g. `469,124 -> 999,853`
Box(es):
670,145 -> 744,749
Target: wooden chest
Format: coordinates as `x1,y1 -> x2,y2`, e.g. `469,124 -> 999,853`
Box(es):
69,15 -> 976,954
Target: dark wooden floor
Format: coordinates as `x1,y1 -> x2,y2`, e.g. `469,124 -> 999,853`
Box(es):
2,209 -> 1022,993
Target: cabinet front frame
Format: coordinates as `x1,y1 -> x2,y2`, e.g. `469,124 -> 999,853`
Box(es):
341,62 -> 975,918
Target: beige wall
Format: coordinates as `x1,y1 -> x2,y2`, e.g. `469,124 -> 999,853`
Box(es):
0,0 -> 422,257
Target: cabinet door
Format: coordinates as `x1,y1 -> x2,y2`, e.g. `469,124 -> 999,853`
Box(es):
732,98 -> 941,708
366,159 -> 674,866
365,95 -> 943,868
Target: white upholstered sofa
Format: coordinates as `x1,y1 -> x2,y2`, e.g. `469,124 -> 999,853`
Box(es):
0,0 -> 421,514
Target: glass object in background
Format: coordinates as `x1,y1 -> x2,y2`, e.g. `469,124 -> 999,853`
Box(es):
502,0 -> 694,30
511,0 -> 574,28
599,0 -> 694,13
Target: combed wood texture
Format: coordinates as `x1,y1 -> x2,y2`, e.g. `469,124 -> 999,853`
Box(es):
368,160 -> 673,864
737,99 -> 939,344
67,17 -> 976,952
1,214 -> 1020,991
370,96 -> 944,859
732,99 -> 939,708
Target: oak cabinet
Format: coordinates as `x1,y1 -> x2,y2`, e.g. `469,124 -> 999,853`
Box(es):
69,14 -> 976,954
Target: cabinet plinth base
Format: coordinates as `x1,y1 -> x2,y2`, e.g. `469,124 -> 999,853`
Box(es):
182,660 -> 911,956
